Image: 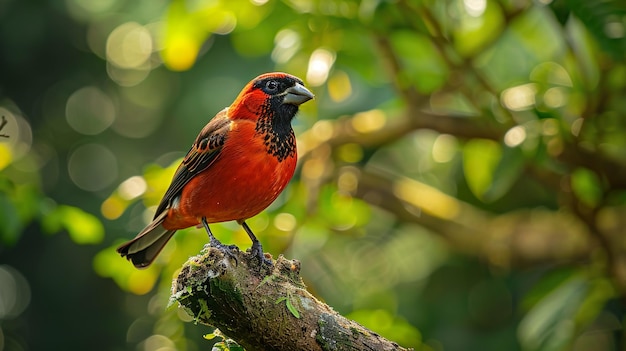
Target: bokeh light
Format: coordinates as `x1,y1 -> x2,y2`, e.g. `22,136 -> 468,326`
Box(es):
311,120 -> 334,143
393,177 -> 460,220
307,48 -> 336,86
542,119 -> 559,136
543,87 -> 567,108
504,125 -> 527,147
501,83 -> 537,111
87,16 -> 123,59
65,0 -> 120,20
142,334 -> 176,351
105,21 -> 156,86
272,29 -> 300,64
118,176 -> 147,200
0,265 -> 31,320
65,86 -> 116,135
337,167 -> 359,193
274,212 -> 297,232
0,107 -> 33,162
162,35 -> 199,72
605,21 -> 625,39
337,143 -> 363,163
107,22 -> 153,69
327,70 -> 352,102
211,11 -> 237,35
68,143 -> 118,191
106,62 -> 152,87
463,0 -> 486,17
571,118 -> 584,136
431,134 -> 458,163
351,109 -> 386,134
530,62 -> 573,87
110,108 -> 154,139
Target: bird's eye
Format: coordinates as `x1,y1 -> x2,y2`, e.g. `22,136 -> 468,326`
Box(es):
265,80 -> 279,93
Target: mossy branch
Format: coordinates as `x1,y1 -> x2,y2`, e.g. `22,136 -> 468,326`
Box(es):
171,247 -> 413,351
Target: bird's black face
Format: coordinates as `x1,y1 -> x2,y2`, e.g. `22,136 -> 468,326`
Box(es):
251,74 -> 313,162
258,78 -> 287,95
252,74 -> 314,134
253,76 -> 314,107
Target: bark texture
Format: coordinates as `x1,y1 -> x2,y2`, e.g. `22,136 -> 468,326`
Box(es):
171,247 -> 413,351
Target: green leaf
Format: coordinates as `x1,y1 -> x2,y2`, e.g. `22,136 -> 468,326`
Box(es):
0,193 -> 21,246
389,30 -> 449,93
518,277 -> 588,351
453,0 -> 505,57
203,333 -> 220,340
63,206 -> 105,244
318,185 -> 371,230
41,205 -> 104,244
231,26 -> 275,57
225,342 -> 245,351
285,296 -> 300,319
571,168 -> 603,207
576,278 -> 615,327
44,205 -> 105,244
211,342 -> 229,351
93,243 -> 159,294
275,294 -> 300,318
522,268 -> 577,311
462,139 -> 502,201
275,297 -> 287,304
564,0 -> 626,60
483,146 -> 525,202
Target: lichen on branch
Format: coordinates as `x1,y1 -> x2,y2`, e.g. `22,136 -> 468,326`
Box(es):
171,247 -> 413,351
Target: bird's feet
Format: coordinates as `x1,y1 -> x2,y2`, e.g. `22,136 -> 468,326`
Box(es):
208,237 -> 239,265
202,218 -> 239,265
250,239 -> 273,267
241,221 -> 273,267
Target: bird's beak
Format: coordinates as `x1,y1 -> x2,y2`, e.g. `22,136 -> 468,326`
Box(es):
283,83 -> 314,106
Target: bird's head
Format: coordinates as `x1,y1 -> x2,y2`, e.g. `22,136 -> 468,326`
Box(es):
230,72 -> 314,125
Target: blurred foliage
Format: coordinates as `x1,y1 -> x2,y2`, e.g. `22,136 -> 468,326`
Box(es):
1,0 -> 626,350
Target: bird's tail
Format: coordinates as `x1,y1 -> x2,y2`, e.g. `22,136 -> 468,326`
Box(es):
116,211 -> 176,269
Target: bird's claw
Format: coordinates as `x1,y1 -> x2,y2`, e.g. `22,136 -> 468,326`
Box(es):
250,240 -> 273,267
201,218 -> 239,265
208,238 -> 239,266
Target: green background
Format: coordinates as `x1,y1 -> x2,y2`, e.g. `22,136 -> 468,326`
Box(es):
1,0 -> 626,350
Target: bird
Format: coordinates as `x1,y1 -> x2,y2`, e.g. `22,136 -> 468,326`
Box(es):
117,72 -> 314,268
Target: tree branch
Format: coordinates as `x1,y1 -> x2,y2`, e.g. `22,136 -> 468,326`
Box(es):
354,169 -> 594,268
0,115 -> 9,138
299,109 -> 502,162
171,248 -> 413,351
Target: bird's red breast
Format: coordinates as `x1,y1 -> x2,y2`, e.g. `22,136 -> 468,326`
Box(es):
162,116 -> 297,229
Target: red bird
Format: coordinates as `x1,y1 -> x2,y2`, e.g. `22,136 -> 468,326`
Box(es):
117,72 -> 314,268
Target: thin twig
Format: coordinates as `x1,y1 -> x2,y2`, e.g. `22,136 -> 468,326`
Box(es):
0,115 -> 9,138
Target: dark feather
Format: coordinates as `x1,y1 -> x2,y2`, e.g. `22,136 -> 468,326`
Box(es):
116,210 -> 175,268
154,109 -> 231,216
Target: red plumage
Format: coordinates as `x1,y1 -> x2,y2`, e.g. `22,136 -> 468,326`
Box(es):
117,72 -> 314,268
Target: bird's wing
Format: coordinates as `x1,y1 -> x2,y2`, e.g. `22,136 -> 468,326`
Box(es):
154,108 -> 231,216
